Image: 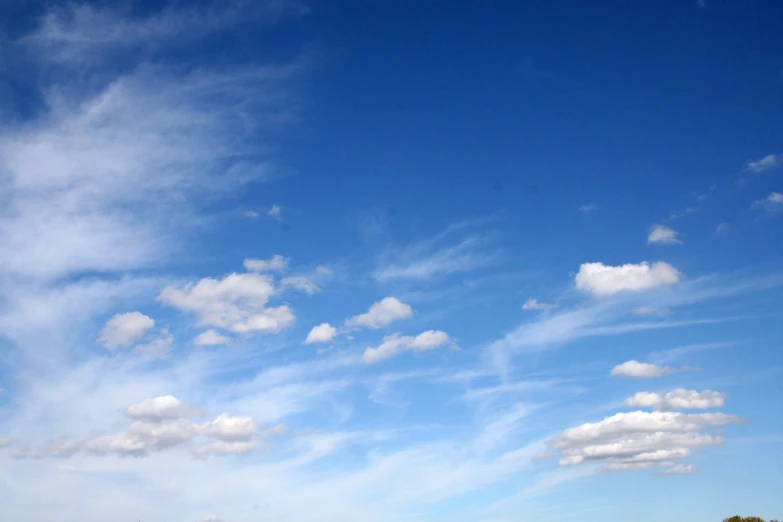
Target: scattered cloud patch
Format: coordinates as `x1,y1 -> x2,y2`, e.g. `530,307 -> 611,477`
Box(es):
194,329 -> 231,346
647,225 -> 682,245
304,323 -> 338,344
751,192 -> 783,214
625,389 -> 725,410
549,410 -> 741,472
611,360 -> 676,379
715,223 -> 730,235
346,297 -> 413,329
522,298 -> 557,311
244,255 -> 288,273
98,312 -> 155,350
268,204 -> 283,220
577,204 -> 598,213
660,463 -> 698,474
126,395 -> 203,421
362,330 -> 451,364
158,272 -> 294,335
281,276 -> 319,295
575,262 -> 681,297
745,153 -> 782,173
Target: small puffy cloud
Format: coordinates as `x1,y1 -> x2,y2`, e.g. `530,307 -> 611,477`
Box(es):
660,463 -> 698,474
577,204 -> 598,213
268,204 -> 282,219
647,225 -> 682,245
202,516 -> 224,522
626,389 -> 725,410
346,297 -> 413,329
548,410 -> 741,472
745,153 -> 782,173
196,413 -> 257,441
410,330 -> 449,349
158,272 -> 294,335
633,306 -> 669,316
86,420 -> 194,457
522,298 -> 556,311
752,192 -> 783,214
125,395 -> 202,421
304,323 -> 337,344
98,311 -> 154,350
715,223 -> 730,235
611,360 -> 675,379
575,261 -> 681,297
363,330 -> 450,364
244,210 -> 259,218
243,255 -> 288,272
280,275 -> 319,295
194,329 -> 230,346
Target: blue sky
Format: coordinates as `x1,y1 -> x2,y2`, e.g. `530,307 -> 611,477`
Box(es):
0,1 -> 782,521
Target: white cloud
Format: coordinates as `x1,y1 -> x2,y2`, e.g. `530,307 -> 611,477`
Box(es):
193,440 -> 258,457
158,272 -> 294,335
0,437 -> 9,447
202,516 -> 224,522
304,323 -> 338,344
610,360 -> 675,379
125,395 -> 202,421
244,210 -> 260,218
362,330 -> 451,364
716,223 -> 730,235
745,153 -> 782,172
134,329 -> 174,358
647,225 -> 682,245
632,306 -> 669,316
197,414 -> 257,441
97,312 -> 154,350
281,276 -> 319,295
521,298 -> 556,311
751,192 -> 783,214
374,232 -> 494,282
268,204 -> 283,220
243,255 -> 288,273
194,329 -> 231,346
626,389 -> 725,410
346,297 -> 413,329
577,204 -> 598,213
660,463 -> 698,474
410,330 -> 450,349
549,410 -> 741,472
575,262 -> 681,297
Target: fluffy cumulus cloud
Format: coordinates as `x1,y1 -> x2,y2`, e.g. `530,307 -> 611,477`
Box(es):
751,192 -> 783,214
647,225 -> 682,245
611,360 -> 676,379
548,410 -> 742,472
745,153 -> 782,172
575,262 -> 681,297
522,298 -> 556,311
304,323 -> 338,344
362,330 -> 451,364
158,272 -> 294,335
9,396 -> 281,460
626,389 -> 725,410
98,311 -> 154,350
346,297 -> 413,329
193,329 -> 231,346
125,395 -> 203,421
